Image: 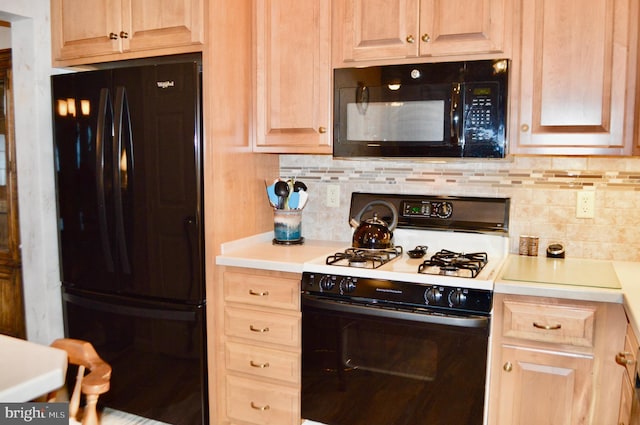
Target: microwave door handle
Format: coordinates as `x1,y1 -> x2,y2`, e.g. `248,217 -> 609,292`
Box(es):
356,83 -> 369,114
450,83 -> 461,145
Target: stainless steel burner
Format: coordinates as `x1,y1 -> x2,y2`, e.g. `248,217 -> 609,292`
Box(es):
326,246 -> 404,269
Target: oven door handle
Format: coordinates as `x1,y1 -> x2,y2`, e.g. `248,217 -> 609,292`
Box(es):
302,296 -> 489,329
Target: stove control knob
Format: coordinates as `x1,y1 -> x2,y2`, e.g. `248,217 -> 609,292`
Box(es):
319,276 -> 335,291
435,202 -> 453,218
340,278 -> 357,294
424,287 -> 442,304
449,288 -> 468,306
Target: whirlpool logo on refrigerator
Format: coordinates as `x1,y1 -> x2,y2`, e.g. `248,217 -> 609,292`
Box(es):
156,80 -> 175,89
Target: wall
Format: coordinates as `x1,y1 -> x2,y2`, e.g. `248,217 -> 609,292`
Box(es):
0,24 -> 10,48
0,0 -> 62,344
281,155 -> 640,262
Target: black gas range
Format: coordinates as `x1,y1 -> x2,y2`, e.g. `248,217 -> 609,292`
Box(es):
301,193 -> 511,425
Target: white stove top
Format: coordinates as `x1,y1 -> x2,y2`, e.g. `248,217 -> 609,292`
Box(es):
302,229 -> 509,291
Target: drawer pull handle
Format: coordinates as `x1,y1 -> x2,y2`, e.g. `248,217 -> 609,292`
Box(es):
250,360 -> 270,368
249,325 -> 270,333
249,289 -> 269,296
250,402 -> 270,411
533,322 -> 562,330
616,351 -> 635,366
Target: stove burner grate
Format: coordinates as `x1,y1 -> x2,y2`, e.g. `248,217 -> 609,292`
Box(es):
326,246 -> 403,269
418,249 -> 488,278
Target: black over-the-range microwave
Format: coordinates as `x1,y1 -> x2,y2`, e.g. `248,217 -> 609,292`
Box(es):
333,59 -> 509,159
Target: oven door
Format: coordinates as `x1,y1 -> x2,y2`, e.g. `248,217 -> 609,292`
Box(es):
301,296 -> 489,425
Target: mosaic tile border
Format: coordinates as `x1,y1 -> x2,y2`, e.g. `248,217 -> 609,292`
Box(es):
280,155 -> 640,190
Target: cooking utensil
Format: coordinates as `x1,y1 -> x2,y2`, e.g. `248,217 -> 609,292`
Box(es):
265,181 -> 278,208
274,180 -> 289,209
294,181 -> 307,192
288,191 -> 300,209
349,200 -> 398,249
298,190 -> 308,209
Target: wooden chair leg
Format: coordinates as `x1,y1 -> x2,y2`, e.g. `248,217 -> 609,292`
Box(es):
69,365 -> 85,421
82,393 -> 100,425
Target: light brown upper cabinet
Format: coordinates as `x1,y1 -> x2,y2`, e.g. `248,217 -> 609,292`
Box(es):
334,0 -> 512,66
51,0 -> 204,67
253,0 -> 332,153
511,0 -> 639,155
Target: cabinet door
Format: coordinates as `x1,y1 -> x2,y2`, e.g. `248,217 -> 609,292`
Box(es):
340,0 -> 420,61
254,0 -> 332,153
123,0 -> 204,53
419,0 -> 508,57
0,265 -> 24,338
495,345 -> 594,425
51,0 -> 123,61
512,0 -> 639,155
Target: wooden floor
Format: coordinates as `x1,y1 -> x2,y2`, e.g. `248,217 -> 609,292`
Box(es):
101,408 -> 171,425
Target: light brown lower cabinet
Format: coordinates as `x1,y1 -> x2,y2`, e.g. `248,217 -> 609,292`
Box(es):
217,267 -> 301,425
617,324 -> 639,425
488,293 -> 627,425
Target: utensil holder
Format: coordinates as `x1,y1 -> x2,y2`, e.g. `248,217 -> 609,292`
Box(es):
273,209 -> 304,245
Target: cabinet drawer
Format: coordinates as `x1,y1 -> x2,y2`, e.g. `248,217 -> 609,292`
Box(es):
226,375 -> 299,425
502,300 -> 596,347
223,270 -> 300,311
225,341 -> 300,384
225,306 -> 300,348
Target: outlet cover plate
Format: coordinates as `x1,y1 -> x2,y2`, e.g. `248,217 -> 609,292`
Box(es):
576,191 -> 595,218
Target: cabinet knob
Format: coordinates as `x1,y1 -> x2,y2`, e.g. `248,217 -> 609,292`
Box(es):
319,126 -> 327,134
616,351 -> 635,366
250,402 -> 270,411
406,35 -> 415,44
421,33 -> 431,42
119,31 -> 129,39
109,32 -> 118,40
521,124 -> 530,132
503,361 -> 513,372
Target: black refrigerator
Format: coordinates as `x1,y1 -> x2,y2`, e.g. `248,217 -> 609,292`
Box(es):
51,57 -> 207,425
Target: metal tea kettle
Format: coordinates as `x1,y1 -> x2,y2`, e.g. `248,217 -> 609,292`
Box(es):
349,200 -> 398,249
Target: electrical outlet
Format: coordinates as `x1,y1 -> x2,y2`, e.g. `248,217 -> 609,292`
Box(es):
576,191 -> 595,218
326,185 -> 340,207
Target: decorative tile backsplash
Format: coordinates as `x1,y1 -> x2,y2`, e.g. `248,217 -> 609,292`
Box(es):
279,155 -> 640,262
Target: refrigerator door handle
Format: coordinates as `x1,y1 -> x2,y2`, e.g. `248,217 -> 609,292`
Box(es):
114,86 -> 133,275
96,88 -> 115,272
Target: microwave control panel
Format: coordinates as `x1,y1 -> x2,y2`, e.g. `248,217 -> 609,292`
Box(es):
462,81 -> 502,144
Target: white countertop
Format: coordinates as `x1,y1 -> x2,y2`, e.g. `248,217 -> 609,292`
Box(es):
0,335 -> 68,402
495,255 -> 624,303
613,261 -> 640,339
216,235 -> 640,340
216,232 -> 347,273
